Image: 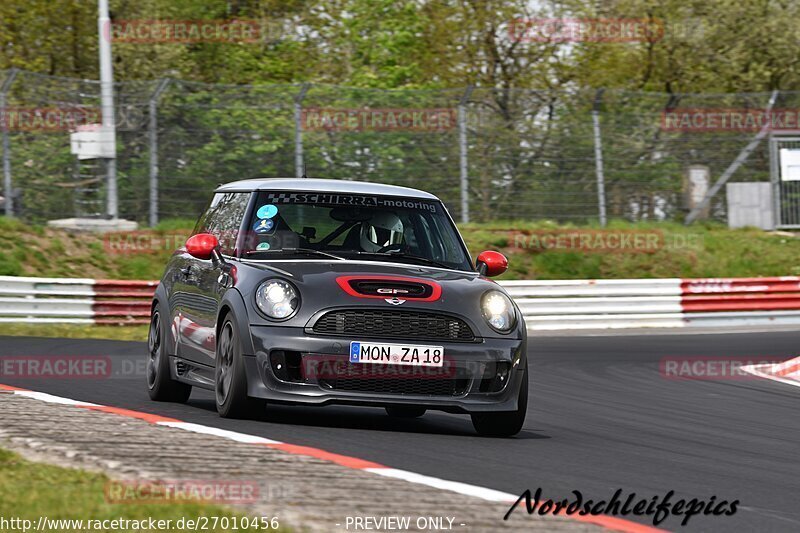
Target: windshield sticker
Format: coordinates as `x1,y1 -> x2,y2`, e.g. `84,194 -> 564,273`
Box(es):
263,192 -> 437,213
256,204 -> 278,219
256,241 -> 271,250
252,219 -> 275,234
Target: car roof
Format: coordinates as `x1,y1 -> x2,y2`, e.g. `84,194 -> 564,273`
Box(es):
214,178 -> 439,200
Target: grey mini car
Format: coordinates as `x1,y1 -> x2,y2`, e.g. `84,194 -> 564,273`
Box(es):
148,178 -> 528,436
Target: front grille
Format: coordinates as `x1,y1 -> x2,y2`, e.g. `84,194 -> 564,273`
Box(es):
319,377 -> 470,396
349,280 -> 433,299
311,309 -> 475,341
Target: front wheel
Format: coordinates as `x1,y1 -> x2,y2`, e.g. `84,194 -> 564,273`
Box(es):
471,368 -> 528,437
146,305 -> 191,403
215,316 -> 266,419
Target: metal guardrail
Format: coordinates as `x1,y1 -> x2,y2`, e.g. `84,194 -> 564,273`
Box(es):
3,275 -> 800,329
501,277 -> 800,330
0,276 -> 155,325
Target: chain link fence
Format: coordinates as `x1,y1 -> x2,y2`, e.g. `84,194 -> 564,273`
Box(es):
0,67 -> 788,226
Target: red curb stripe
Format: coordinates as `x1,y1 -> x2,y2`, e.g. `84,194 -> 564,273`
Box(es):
0,383 -> 27,391
80,405 -> 181,424
266,443 -> 385,469
569,514 -> 665,533
775,360 -> 800,377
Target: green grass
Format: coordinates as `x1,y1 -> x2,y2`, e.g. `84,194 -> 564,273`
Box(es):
0,324 -> 148,342
460,220 -> 800,281
5,217 -> 800,281
0,448 -> 286,532
0,217 -> 190,280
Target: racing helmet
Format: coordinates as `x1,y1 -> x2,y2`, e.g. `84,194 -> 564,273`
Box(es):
360,211 -> 404,252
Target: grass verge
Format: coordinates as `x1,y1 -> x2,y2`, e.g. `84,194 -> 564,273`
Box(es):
0,448 -> 286,532
4,217 -> 800,281
462,220 -> 800,280
0,324 -> 148,342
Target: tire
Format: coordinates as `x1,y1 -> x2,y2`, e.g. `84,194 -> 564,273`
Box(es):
471,367 -> 528,437
385,406 -> 426,418
147,304 -> 192,403
215,315 -> 266,419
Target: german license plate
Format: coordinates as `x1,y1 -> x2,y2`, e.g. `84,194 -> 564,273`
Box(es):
349,341 -> 444,367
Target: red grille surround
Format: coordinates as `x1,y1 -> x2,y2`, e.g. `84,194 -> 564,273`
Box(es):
335,275 -> 442,302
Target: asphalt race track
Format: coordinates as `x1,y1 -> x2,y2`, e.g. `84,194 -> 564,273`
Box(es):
1,331 -> 799,532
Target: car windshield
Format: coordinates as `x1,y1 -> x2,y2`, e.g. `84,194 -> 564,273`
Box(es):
241,191 -> 472,271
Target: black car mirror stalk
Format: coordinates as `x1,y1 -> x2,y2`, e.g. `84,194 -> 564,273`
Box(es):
211,246 -> 226,265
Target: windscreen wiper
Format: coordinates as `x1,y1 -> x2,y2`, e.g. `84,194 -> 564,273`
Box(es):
244,248 -> 346,261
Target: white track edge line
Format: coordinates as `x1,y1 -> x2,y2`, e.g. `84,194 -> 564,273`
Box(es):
740,364 -> 800,388
365,467 -> 516,503
157,421 -> 282,445
14,390 -> 98,406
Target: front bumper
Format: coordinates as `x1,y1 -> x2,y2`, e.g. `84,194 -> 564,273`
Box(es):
244,325 -> 527,413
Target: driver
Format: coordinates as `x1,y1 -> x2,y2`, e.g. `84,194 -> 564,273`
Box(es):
360,211 -> 404,252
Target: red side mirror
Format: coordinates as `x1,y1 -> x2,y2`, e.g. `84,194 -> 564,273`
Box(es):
476,250 -> 508,277
185,233 -> 219,260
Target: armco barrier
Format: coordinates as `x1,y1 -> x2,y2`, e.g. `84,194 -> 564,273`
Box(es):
0,276 -> 156,325
2,275 -> 800,330
501,277 -> 800,330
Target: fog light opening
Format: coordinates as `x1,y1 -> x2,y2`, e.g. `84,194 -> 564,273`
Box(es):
479,361 -> 512,393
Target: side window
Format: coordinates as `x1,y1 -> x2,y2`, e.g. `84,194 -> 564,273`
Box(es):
193,192 -> 251,255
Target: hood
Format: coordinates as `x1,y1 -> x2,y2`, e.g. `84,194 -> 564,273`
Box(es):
244,258 -> 478,282
236,259 -> 516,339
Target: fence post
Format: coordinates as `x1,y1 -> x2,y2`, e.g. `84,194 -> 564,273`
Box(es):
685,89 -> 780,225
458,86 -> 474,224
294,83 -> 310,179
1,68 -> 19,218
98,0 -> 117,219
148,78 -> 171,227
592,88 -> 607,227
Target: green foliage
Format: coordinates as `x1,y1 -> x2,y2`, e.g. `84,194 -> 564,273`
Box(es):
0,1 -> 795,225
461,220 -> 800,280
4,0 -> 797,93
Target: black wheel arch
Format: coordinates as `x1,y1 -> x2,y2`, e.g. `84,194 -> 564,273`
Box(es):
151,283 -> 175,351
216,288 -> 256,355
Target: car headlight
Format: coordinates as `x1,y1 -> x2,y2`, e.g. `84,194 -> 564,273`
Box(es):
255,279 -> 299,319
481,290 -> 516,332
